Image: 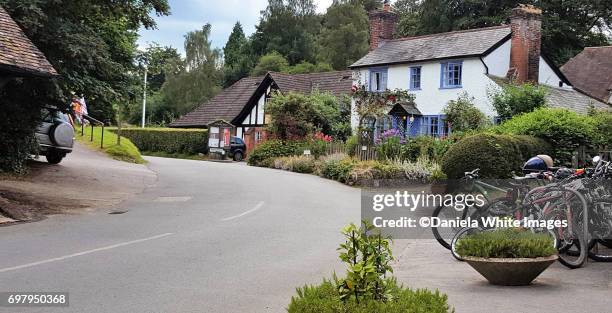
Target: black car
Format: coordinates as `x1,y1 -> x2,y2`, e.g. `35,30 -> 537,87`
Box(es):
228,136 -> 246,161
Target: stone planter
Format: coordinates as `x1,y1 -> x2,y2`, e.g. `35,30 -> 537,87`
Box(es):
463,255 -> 558,286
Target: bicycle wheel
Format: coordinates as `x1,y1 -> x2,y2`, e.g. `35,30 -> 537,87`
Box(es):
600,239 -> 612,249
588,240 -> 612,262
431,204 -> 464,250
543,188 -> 588,269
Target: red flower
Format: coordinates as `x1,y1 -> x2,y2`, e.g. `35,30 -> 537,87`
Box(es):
387,95 -> 396,102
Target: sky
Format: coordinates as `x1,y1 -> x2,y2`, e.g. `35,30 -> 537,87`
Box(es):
137,0 -> 334,55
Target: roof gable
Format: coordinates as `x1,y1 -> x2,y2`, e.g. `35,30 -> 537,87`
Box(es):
561,46 -> 612,103
170,70 -> 353,128
350,25 -> 511,68
0,7 -> 57,77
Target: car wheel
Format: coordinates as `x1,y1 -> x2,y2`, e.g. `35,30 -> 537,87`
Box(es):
46,152 -> 64,164
233,151 -> 244,162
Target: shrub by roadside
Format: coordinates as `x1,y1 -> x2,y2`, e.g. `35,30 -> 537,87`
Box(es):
113,128 -> 208,155
247,140 -> 302,166
77,127 -> 145,164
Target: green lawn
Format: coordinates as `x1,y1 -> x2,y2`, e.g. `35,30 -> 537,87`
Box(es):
76,126 -> 145,164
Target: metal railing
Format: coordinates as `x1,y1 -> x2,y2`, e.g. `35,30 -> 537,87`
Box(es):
80,115 -> 105,149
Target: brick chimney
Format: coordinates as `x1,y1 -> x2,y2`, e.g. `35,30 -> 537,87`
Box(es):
507,4 -> 542,83
368,0 -> 397,51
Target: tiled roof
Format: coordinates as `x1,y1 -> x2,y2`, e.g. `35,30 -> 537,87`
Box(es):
545,86 -> 610,114
169,76 -> 264,127
488,75 -> 610,114
169,70 -> 353,128
561,46 -> 612,104
350,25 -> 511,68
271,70 -> 353,98
0,6 -> 57,77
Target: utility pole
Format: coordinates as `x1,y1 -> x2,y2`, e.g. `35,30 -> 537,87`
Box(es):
141,65 -> 148,128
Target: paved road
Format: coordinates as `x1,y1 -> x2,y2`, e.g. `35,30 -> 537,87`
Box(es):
1,155 -> 611,313
0,157 -> 360,313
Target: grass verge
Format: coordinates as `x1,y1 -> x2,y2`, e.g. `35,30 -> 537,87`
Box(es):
76,126 -> 145,164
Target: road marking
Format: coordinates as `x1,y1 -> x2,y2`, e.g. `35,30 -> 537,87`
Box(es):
0,233 -> 174,274
155,196 -> 193,202
221,202 -> 265,221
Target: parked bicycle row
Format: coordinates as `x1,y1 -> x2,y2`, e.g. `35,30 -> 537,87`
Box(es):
432,155 -> 612,269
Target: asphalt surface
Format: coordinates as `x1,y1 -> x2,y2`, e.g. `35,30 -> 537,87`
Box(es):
1,154 -> 611,313
0,156 -> 360,313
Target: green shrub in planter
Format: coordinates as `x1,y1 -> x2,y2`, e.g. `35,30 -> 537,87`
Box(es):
455,228 -> 557,259
247,140 -> 301,166
114,128 -> 208,155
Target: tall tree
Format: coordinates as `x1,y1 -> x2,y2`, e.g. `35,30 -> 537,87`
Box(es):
223,22 -> 254,87
356,0 -> 383,11
251,0 -> 321,65
319,0 -> 369,70
396,0 -> 612,65
154,24 -> 223,124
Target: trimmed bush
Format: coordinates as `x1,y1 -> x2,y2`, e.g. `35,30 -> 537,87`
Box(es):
455,228 -> 557,258
441,133 -> 549,179
288,278 -> 451,313
114,128 -> 208,155
247,139 -> 302,166
494,108 -> 596,165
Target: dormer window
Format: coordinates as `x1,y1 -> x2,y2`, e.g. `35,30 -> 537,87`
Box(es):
369,68 -> 387,92
440,61 -> 462,89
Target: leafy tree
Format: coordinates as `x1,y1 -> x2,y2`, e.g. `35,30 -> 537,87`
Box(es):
265,91 -> 347,140
355,0 -> 383,11
223,22 -> 254,86
136,43 -> 184,92
490,83 -> 548,121
282,61 -> 333,74
0,0 -> 169,173
393,0 -> 421,37
153,24 -> 223,124
251,52 -> 290,75
442,93 -> 489,132
396,0 -> 612,65
319,0 -> 369,70
251,0 -> 321,65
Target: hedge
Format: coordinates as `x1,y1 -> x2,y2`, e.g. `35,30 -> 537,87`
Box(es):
441,133 -> 550,179
113,128 -> 208,155
494,108 -> 596,165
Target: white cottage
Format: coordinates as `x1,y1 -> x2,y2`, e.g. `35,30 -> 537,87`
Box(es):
350,3 -> 609,138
